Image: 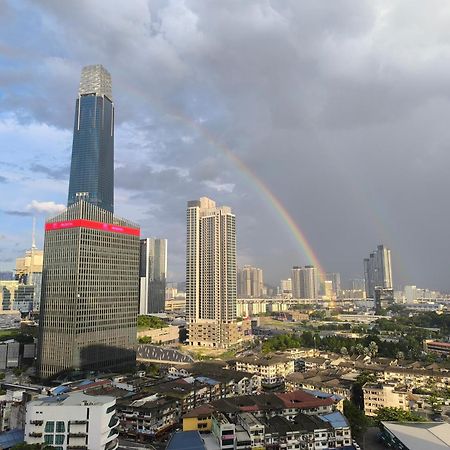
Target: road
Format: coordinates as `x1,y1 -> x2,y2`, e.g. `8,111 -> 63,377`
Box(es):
358,427 -> 388,450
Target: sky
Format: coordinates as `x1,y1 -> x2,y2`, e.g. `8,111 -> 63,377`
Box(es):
1,0 -> 450,290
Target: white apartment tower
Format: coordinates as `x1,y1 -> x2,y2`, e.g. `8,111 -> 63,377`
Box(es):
186,197 -> 239,348
238,266 -> 264,298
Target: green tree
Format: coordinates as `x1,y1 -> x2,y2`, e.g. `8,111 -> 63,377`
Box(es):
368,341 -> 378,357
343,400 -> 370,437
138,336 -> 152,344
375,407 -> 423,423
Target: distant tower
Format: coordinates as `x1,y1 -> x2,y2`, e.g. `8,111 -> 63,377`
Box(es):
325,272 -> 341,297
238,266 -> 264,298
364,245 -> 393,298
139,238 -> 168,314
186,197 -> 241,348
291,266 -> 318,299
67,64 -> 114,213
15,218 -> 43,312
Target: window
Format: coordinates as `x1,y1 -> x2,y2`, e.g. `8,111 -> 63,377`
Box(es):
56,422 -> 65,433
44,422 -> 54,433
55,434 -> 65,445
44,435 -> 54,445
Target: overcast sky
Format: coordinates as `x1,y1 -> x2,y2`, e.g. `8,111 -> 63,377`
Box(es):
2,0 -> 450,290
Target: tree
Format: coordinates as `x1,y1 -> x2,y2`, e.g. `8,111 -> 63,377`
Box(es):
396,351 -> 405,360
340,346 -> 348,356
354,343 -> 364,355
368,341 -> 378,357
375,407 -> 423,423
343,400 -> 370,438
138,336 -> 152,344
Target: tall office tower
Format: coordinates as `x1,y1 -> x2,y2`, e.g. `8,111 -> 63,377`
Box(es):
291,266 -> 318,299
325,272 -> 341,297
37,66 -> 140,379
237,266 -> 264,298
139,238 -> 168,314
186,197 -> 244,348
67,65 -> 114,213
364,244 -> 393,298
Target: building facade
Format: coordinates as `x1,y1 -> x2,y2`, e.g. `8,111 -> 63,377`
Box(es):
186,197 -> 238,348
37,65 -> 140,379
15,236 -> 43,312
292,266 -> 318,299
37,201 -> 140,378
237,266 -> 264,298
139,238 -> 167,314
363,244 -> 393,298
67,65 -> 114,213
25,391 -> 119,450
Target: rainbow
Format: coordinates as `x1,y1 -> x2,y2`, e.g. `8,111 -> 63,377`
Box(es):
125,89 -> 325,278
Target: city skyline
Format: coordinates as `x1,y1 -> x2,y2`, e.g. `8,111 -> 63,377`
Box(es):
3,2 -> 450,290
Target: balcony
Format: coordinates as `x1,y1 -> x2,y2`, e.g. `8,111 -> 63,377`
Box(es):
70,420 -> 88,425
69,432 -> 87,437
28,432 -> 42,437
30,420 -> 43,426
108,416 -> 119,428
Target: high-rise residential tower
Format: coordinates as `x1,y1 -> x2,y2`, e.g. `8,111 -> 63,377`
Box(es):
237,266 -> 264,298
363,244 -> 393,298
67,65 -> 114,213
291,266 -> 318,299
186,197 -> 246,348
139,238 -> 168,314
37,66 -> 140,379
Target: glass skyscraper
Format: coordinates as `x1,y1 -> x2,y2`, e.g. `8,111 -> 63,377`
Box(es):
38,65 -> 140,379
67,65 -> 114,213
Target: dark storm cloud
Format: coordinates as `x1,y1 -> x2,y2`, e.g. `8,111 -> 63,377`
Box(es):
3,0 -> 450,288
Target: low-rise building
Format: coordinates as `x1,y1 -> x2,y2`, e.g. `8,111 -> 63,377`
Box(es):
285,369 -> 353,402
363,383 -> 411,416
424,340 -> 450,357
137,325 -> 179,345
380,421 -> 450,450
234,355 -> 294,387
24,391 -> 119,450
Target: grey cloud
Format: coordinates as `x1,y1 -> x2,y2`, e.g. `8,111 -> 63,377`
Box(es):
0,175 -> 7,183
4,210 -> 32,217
3,1 -> 450,288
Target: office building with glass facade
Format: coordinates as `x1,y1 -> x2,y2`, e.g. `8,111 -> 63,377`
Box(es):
67,65 -> 114,213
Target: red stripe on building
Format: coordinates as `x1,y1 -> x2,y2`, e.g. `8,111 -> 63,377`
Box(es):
45,219 -> 140,236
